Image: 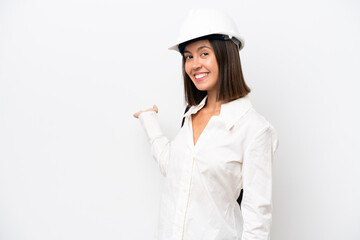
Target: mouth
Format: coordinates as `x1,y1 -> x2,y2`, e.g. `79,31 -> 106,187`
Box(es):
194,72 -> 209,82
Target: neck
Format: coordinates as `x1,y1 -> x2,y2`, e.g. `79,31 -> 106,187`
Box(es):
205,90 -> 224,112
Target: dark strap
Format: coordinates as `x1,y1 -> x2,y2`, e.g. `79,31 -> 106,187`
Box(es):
180,105 -> 244,209
181,105 -> 191,128
237,189 -> 243,209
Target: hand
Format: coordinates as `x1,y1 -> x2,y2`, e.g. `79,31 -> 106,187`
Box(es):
133,105 -> 158,118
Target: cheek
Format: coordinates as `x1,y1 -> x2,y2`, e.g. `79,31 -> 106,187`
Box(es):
184,64 -> 192,78
210,61 -> 219,78
205,58 -> 217,71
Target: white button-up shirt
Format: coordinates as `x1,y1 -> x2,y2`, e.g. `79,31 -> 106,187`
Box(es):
138,95 -> 279,240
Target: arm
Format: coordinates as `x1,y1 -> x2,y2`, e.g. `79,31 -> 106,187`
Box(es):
241,125 -> 279,240
137,110 -> 171,177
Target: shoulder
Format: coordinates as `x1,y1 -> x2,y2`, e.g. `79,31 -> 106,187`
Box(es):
245,108 -> 273,131
243,108 -> 279,151
226,96 -> 279,151
234,105 -> 277,139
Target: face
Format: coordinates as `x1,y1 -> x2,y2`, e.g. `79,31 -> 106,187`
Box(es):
183,40 -> 219,94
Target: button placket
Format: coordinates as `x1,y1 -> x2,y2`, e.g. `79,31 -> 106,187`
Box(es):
173,154 -> 195,240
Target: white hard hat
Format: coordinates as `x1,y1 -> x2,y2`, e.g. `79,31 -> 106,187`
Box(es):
168,8 -> 245,53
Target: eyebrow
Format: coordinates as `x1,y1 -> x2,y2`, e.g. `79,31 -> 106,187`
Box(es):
183,45 -> 211,54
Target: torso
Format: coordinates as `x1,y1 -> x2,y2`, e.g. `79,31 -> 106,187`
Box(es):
191,108 -> 221,146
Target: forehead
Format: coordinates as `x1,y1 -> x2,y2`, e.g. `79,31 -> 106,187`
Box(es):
184,39 -> 212,52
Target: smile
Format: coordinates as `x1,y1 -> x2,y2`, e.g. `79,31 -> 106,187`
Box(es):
194,73 -> 208,79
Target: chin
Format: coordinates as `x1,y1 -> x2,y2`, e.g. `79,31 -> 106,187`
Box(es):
194,85 -> 208,91
194,83 -> 214,92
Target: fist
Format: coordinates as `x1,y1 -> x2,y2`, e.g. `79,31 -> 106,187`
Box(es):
133,105 -> 158,118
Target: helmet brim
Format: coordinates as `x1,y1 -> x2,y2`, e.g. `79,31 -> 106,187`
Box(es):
168,32 -> 245,52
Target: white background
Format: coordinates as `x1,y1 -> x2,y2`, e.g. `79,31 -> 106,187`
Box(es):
1,0 -> 359,239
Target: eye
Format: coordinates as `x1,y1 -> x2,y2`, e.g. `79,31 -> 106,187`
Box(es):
184,55 -> 193,60
201,52 -> 209,57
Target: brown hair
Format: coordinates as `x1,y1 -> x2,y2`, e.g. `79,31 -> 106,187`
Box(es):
182,39 -> 251,106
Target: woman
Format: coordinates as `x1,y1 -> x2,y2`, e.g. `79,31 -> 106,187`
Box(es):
133,8 -> 279,240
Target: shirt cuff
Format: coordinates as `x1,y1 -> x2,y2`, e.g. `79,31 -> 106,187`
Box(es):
138,111 -> 164,142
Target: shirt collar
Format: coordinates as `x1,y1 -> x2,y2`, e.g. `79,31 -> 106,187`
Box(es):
183,95 -> 253,130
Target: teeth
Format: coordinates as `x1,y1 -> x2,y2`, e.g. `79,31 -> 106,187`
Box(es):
195,73 -> 208,79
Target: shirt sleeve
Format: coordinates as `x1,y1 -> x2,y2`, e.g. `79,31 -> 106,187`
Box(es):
138,111 -> 171,177
241,124 -> 279,240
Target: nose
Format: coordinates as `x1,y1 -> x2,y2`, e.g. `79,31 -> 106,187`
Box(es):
191,56 -> 202,70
